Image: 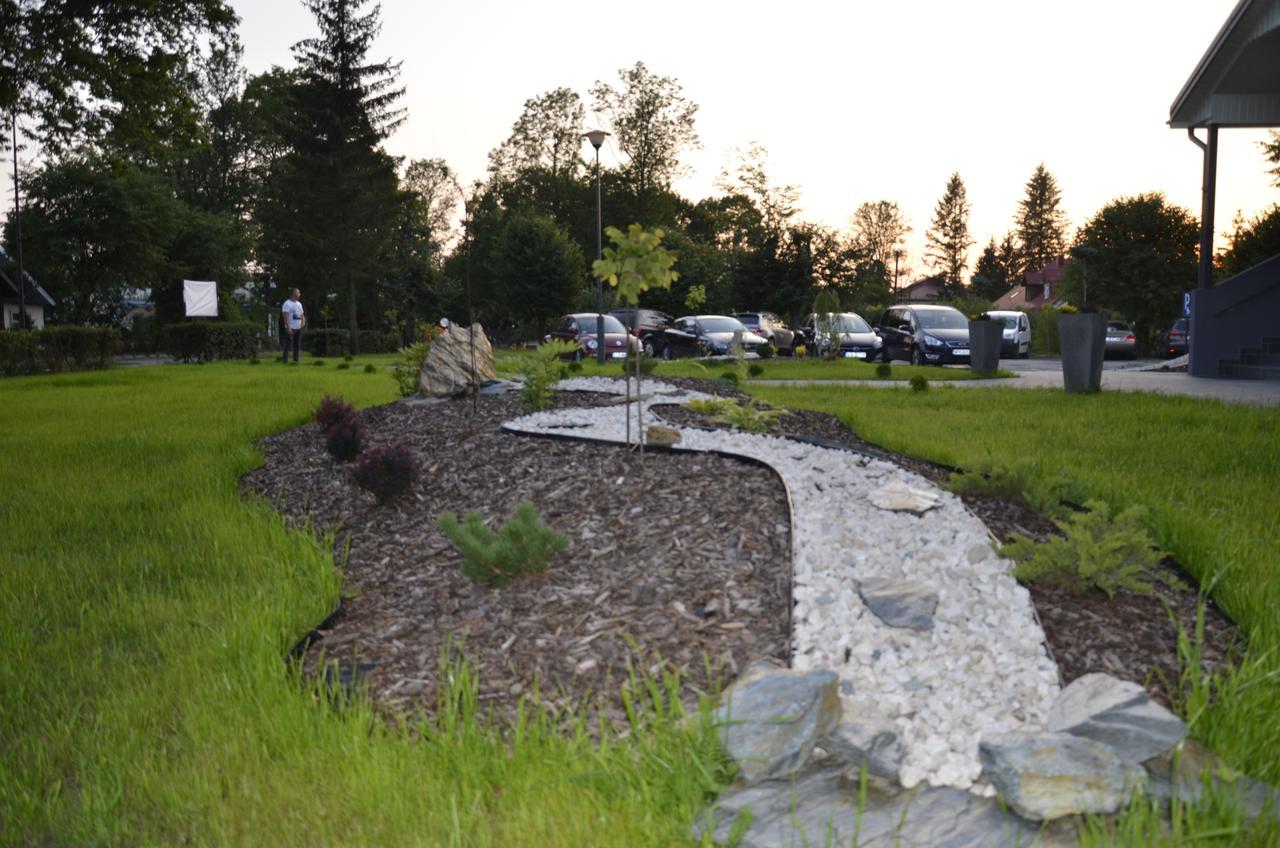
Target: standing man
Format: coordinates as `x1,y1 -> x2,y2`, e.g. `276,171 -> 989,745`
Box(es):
280,288 -> 305,363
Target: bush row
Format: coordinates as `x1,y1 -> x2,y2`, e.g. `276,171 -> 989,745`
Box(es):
303,329 -> 401,357
0,327 -> 121,376
164,322 -> 264,362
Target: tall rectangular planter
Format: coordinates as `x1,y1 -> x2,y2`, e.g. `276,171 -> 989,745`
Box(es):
1060,313 -> 1106,393
967,320 -> 1002,374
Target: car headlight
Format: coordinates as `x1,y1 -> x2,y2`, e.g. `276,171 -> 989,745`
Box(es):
873,337 -> 882,348
922,334 -> 944,348
711,341 -> 729,352
585,338 -> 598,350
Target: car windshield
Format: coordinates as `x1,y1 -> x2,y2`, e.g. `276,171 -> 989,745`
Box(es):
994,316 -> 1019,329
577,315 -> 627,334
916,309 -> 968,330
813,313 -> 871,333
1107,322 -> 1129,332
698,316 -> 746,333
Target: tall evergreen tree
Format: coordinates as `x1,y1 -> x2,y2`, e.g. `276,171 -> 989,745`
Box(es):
969,235 -> 1018,302
1014,163 -> 1069,276
257,0 -> 405,352
924,173 -> 974,294
1262,131 -> 1280,187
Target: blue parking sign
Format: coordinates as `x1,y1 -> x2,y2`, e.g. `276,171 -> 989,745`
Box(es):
1183,291 -> 1192,318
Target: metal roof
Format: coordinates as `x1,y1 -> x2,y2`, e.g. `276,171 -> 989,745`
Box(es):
1170,0 -> 1280,127
0,266 -> 56,308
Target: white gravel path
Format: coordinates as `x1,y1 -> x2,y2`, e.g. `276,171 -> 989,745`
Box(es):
503,377 -> 1061,792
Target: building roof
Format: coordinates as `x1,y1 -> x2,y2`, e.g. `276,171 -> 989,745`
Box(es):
1170,0 -> 1280,128
0,266 -> 56,308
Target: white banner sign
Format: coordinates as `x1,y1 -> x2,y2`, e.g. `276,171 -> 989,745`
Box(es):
183,280 -> 218,317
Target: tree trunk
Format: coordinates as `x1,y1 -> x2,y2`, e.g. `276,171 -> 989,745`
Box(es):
347,268 -> 360,355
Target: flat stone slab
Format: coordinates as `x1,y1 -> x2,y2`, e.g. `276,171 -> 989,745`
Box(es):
1047,672 -> 1186,763
819,700 -> 905,779
980,731 -> 1147,821
866,479 -> 941,514
857,577 -> 938,631
694,761 -> 1048,848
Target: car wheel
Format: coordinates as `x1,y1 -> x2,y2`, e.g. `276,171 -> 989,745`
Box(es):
572,348 -> 583,362
642,339 -> 656,358
910,347 -> 923,367
661,344 -> 674,361
881,347 -> 892,363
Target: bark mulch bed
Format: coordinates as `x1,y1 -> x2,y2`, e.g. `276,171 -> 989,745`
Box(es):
652,393 -> 1241,709
243,378 -> 1240,722
242,390 -> 791,722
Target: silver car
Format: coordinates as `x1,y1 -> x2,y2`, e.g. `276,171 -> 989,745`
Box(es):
1105,321 -> 1136,359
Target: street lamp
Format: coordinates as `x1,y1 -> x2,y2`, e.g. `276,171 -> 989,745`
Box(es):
584,129 -> 609,364
893,249 -> 903,304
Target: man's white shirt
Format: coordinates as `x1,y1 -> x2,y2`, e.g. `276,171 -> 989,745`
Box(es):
282,299 -> 304,330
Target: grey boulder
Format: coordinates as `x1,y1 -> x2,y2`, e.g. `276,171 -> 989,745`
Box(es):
419,323 -> 496,397
1048,672 -> 1186,763
714,666 -> 841,784
858,577 -> 938,631
819,701 -> 905,779
980,731 -> 1147,821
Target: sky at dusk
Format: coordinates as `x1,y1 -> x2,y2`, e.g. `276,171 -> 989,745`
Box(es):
19,0 -> 1280,281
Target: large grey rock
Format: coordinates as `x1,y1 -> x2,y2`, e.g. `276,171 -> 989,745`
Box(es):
819,701 -> 905,779
1144,739 -> 1280,822
1048,673 -> 1186,763
980,731 -> 1147,821
693,760 -> 1046,848
714,667 -> 841,784
857,577 -> 938,631
866,480 -> 941,515
419,323 -> 496,397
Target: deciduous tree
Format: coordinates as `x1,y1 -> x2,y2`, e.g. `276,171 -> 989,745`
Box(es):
490,213 -> 584,338
849,200 -> 911,280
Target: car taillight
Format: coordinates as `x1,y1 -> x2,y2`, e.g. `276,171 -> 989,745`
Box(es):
1126,335 -> 1135,342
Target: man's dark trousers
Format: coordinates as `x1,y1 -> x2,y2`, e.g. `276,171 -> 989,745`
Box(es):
282,329 -> 302,363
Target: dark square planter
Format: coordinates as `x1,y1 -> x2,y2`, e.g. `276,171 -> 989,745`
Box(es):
1060,312 -> 1106,393
967,320 -> 1002,374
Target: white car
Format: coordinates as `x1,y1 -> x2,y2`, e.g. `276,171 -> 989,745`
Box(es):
984,310 -> 1031,358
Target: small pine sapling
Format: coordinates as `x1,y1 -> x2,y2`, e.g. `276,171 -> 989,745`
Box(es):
325,415 -> 365,462
351,443 -> 418,504
438,501 -> 567,587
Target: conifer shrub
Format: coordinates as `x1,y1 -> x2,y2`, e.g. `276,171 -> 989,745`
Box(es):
1000,500 -> 1166,598
519,340 -> 577,411
757,342 -> 775,359
314,394 -> 357,431
719,370 -> 740,387
350,443 -> 418,504
325,415 -> 365,462
748,363 -> 765,378
438,501 -> 567,587
909,374 -> 929,392
875,363 -> 892,379
364,363 -> 376,374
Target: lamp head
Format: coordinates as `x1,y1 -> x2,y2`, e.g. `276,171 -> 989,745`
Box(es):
584,129 -> 609,150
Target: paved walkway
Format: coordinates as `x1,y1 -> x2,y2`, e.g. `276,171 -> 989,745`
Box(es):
756,370 -> 1280,407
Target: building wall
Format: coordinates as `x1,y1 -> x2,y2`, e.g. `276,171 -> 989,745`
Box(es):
2,302 -> 46,330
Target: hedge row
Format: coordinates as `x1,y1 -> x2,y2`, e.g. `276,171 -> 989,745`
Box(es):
164,322 -> 263,362
1029,308 -> 1064,356
0,327 -> 121,376
302,329 -> 400,357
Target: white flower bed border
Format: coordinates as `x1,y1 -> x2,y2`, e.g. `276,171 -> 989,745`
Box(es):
503,377 -> 1060,792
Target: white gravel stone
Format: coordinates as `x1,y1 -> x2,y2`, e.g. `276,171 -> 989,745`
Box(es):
505,378 -> 1061,793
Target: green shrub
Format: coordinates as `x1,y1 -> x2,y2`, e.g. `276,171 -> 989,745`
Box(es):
909,374 -> 929,392
336,362 -> 350,370
685,397 -> 733,416
363,363 -> 376,374
714,400 -> 784,433
356,330 -> 400,354
719,370 -> 740,387
302,329 -> 350,358
0,330 -> 40,375
343,354 -> 354,362
1030,308 -> 1066,356
392,342 -> 430,397
620,349 -> 658,376
123,314 -> 163,353
313,359 -> 325,367
438,501 -> 567,587
165,322 -> 260,362
943,460 -> 1078,518
1000,500 -> 1165,598
875,363 -> 892,380
567,359 -> 583,373
519,340 -> 577,411
757,342 -> 775,359
747,363 -> 765,378
0,327 -> 122,375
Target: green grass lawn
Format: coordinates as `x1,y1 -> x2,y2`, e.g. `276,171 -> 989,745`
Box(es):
751,383 -> 1280,791
0,360 -> 726,846
493,348 -> 1012,382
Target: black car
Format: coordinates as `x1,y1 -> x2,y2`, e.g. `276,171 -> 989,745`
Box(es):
798,312 -> 883,359
1164,318 -> 1190,358
735,311 -> 798,354
877,304 -> 971,365
659,315 -> 769,359
609,308 -> 673,357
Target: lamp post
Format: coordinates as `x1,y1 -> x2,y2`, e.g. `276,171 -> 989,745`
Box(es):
585,129 -> 609,364
11,112 -> 26,330
893,249 -> 902,304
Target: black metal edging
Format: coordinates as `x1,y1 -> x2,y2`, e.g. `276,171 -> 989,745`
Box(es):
500,422 -> 800,665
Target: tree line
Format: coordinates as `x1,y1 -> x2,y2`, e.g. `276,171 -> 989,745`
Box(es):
4,0 -> 1278,353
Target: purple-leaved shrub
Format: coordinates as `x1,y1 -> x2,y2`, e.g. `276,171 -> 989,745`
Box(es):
350,442 -> 418,504
315,394 -> 357,431
325,415 -> 365,462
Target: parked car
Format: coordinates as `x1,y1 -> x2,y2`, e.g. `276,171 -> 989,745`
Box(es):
1105,321 -> 1137,359
546,313 -> 638,360
876,304 -> 971,365
983,310 -> 1032,358
658,315 -> 768,359
1164,318 -> 1190,358
798,312 -> 883,359
735,311 -> 798,354
609,308 -> 673,357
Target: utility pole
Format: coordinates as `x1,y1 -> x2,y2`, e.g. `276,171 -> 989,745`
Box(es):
11,113 -> 26,330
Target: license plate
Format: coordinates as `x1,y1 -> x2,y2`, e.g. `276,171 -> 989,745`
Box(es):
610,352 -> 627,359
843,351 -> 867,359
952,349 -> 969,356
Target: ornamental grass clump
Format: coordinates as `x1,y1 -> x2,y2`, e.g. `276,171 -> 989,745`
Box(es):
438,501 -> 567,587
350,443 -> 418,505
685,397 -> 733,416
1000,500 -> 1166,598
714,400 -> 784,434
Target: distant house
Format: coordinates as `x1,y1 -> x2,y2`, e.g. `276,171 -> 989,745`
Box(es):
898,275 -> 946,303
0,258 -> 56,330
992,256 -> 1072,311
